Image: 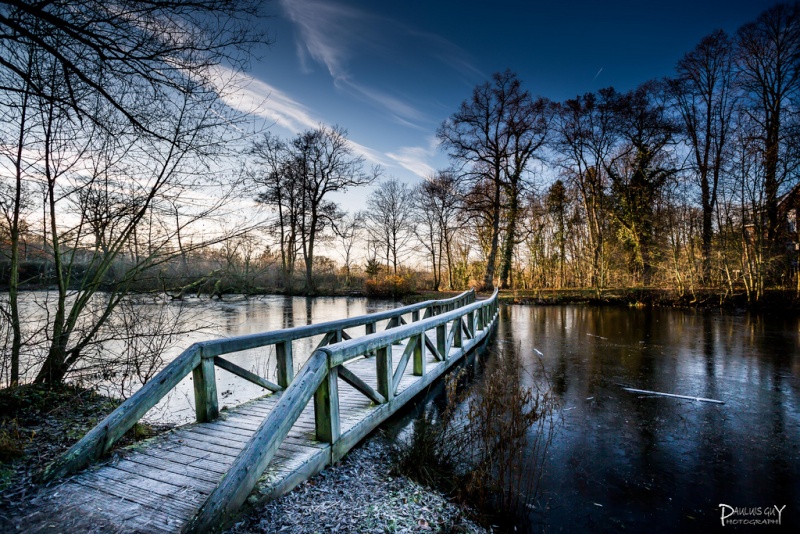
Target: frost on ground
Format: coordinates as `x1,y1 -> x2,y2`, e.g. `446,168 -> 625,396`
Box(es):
227,436 -> 486,534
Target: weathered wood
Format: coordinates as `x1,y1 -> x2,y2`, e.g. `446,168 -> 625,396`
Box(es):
446,318 -> 457,354
437,323 -> 447,361
42,345 -> 202,481
337,365 -> 385,404
375,346 -> 393,402
276,340 -> 293,388
186,350 -> 328,533
314,365 -> 340,443
214,356 -> 282,392
37,288 -> 493,534
413,332 -> 425,376
314,331 -> 336,350
392,337 -> 417,395
424,334 -> 444,362
193,354 -> 219,423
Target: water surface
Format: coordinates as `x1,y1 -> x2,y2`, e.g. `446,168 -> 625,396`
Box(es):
497,304 -> 799,532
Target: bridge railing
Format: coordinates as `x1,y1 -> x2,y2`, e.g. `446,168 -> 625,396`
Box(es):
187,289 -> 499,533
43,289 -> 476,481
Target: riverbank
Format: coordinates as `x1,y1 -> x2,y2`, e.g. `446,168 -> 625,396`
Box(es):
0,387 -> 484,533
408,288 -> 800,311
0,385 -> 172,517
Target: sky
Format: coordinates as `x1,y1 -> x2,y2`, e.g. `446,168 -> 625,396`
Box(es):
232,0 -> 781,209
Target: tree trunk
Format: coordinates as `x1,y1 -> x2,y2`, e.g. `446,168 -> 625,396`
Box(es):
499,183 -> 520,289
483,181 -> 502,290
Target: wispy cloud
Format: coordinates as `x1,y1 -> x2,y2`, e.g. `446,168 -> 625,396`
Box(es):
386,138 -> 439,178
211,65 -> 319,133
279,0 -> 479,127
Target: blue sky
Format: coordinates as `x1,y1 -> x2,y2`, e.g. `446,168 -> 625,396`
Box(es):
233,0 -> 779,208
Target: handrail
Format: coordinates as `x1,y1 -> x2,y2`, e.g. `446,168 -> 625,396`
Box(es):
187,289 -> 499,532
326,290 -> 499,367
43,289 -> 475,481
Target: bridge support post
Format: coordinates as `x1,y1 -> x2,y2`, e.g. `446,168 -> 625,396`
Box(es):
454,317 -> 462,348
277,340 -> 293,388
376,346 -> 394,402
467,311 -> 475,338
193,351 -> 219,423
413,333 -> 425,376
437,324 -> 447,360
314,364 -> 340,443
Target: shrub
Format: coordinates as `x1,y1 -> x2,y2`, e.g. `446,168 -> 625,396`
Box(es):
394,346 -> 561,526
364,274 -> 416,298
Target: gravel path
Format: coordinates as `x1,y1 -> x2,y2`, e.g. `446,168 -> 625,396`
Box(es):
226,435 -> 486,534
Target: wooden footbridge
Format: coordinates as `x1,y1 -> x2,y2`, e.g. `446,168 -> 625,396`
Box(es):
19,289 -> 498,533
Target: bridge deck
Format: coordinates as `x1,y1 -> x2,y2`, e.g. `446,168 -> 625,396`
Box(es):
17,331 -> 465,533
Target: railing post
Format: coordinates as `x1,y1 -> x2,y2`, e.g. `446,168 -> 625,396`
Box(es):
453,316 -> 462,348
413,332 -> 425,376
193,349 -> 219,423
477,305 -> 484,331
376,346 -> 394,402
467,310 -> 475,338
412,310 -> 419,322
276,340 -> 293,389
314,362 -> 340,443
437,323 -> 447,360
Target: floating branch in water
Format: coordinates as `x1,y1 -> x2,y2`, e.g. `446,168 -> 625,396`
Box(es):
533,348 -> 544,356
621,387 -> 725,404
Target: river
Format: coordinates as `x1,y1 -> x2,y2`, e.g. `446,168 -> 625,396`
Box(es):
8,295 -> 799,531
488,304 -> 800,532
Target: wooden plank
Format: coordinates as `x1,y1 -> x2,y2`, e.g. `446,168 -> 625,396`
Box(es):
214,356 -> 282,392
71,478 -> 187,531
109,458 -> 217,494
186,350 -> 328,533
137,448 -> 230,475
124,454 -> 225,484
425,334 -> 444,362
42,346 -> 201,480
78,470 -> 200,518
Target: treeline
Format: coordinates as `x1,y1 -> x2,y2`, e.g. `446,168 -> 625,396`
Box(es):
2,1 -> 798,388
248,3 -> 800,303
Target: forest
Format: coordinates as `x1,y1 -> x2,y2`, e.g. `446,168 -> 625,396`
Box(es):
1,1 -> 800,387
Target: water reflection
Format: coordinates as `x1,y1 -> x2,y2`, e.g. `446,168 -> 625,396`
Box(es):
30,294 -> 398,425
500,304 -> 800,532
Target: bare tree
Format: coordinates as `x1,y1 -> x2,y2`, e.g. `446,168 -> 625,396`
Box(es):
736,2 -> 800,245
249,133 -> 302,289
552,91 -> 616,290
0,0 -> 265,385
292,125 -> 378,293
333,211 -> 365,287
415,171 -> 465,290
438,70 -> 549,290
366,176 -> 415,275
669,29 -> 737,282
